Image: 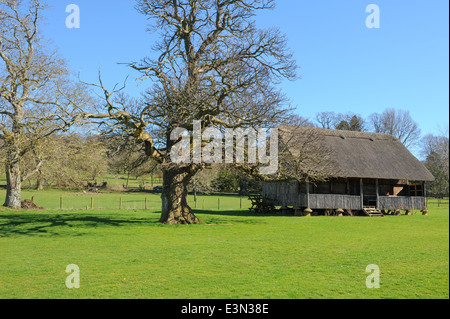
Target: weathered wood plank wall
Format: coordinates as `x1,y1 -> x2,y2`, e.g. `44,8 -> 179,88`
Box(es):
309,194 -> 361,210
262,182 -> 307,207
378,196 -> 426,210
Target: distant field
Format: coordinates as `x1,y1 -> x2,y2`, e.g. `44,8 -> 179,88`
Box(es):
0,187 -> 448,299
1,174 -> 164,191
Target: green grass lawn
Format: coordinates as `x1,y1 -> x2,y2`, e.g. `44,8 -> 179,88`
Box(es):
0,189 -> 448,299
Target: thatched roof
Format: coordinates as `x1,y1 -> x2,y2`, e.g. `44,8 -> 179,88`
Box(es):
278,126 -> 435,182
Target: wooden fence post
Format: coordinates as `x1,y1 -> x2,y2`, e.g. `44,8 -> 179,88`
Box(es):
60,196 -> 63,210
218,198 -> 220,210
91,197 -> 94,209
145,197 -> 148,210
120,197 -> 123,210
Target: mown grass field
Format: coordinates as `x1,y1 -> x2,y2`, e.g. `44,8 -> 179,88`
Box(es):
0,187 -> 448,299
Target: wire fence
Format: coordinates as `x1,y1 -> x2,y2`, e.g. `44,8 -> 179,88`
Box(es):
26,193 -> 252,212
427,196 -> 449,208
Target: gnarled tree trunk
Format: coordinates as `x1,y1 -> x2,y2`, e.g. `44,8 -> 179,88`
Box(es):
4,159 -> 22,209
159,166 -> 202,225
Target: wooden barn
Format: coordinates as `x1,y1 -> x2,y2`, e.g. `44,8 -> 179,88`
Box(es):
261,127 -> 435,216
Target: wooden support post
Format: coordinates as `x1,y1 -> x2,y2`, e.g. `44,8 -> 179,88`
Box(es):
423,182 -> 427,209
306,181 -> 310,209
145,197 -> 148,210
360,179 -> 364,209
376,179 -> 379,210
240,197 -> 243,209
218,198 -> 220,210
91,197 -> 94,209
60,196 -> 63,210
422,183 -> 429,215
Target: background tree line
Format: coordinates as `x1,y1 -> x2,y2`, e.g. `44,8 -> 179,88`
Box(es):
314,109 -> 420,149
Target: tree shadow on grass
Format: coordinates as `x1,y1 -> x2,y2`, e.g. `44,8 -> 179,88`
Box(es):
0,210 -> 276,237
195,209 -> 279,218
194,210 -> 278,225
0,213 -> 161,238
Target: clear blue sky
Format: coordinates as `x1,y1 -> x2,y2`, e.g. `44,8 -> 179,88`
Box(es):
41,0 -> 449,138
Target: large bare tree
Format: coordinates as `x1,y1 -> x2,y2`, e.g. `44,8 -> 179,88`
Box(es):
0,0 -> 88,208
81,0 -> 298,224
